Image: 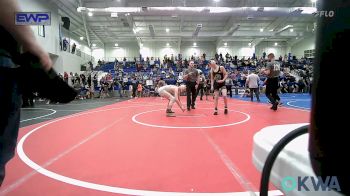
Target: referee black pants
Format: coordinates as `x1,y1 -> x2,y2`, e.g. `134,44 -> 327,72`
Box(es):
265,77 -> 280,104
186,81 -> 197,108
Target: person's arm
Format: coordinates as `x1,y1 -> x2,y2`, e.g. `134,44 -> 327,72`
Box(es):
174,87 -> 185,112
183,70 -> 189,80
245,75 -> 250,86
195,71 -> 200,88
0,0 -> 52,70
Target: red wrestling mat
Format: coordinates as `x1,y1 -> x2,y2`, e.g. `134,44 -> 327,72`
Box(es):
0,97 -> 309,196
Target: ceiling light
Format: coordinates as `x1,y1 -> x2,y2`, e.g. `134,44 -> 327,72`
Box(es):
140,43 -> 143,47
209,7 -> 232,13
115,43 -> 118,47
296,37 -> 299,39
248,42 -> 252,46
290,29 -> 294,32
166,43 -> 170,46
224,42 -> 227,46
193,42 -> 197,46
301,7 -> 317,14
260,28 -> 264,32
88,12 -> 93,16
79,36 -> 84,40
214,0 -> 220,2
311,0 -> 317,2
166,28 -> 170,33
111,12 -> 118,17
274,42 -> 278,46
105,7 -> 140,13
92,44 -> 96,47
269,29 -> 274,32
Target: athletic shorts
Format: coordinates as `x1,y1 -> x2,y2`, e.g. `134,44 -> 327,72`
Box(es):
214,82 -> 226,91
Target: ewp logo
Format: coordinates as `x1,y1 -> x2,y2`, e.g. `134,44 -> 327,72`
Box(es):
15,12 -> 51,25
281,176 -> 341,192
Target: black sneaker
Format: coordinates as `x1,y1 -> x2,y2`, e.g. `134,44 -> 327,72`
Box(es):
191,105 -> 195,109
166,109 -> 175,113
214,109 -> 218,115
187,107 -> 191,111
272,102 -> 278,111
224,108 -> 228,114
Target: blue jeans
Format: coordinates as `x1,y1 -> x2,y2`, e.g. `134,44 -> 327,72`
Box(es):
0,56 -> 22,185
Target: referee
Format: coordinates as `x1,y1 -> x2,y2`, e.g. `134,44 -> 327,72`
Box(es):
183,60 -> 199,111
262,53 -> 280,110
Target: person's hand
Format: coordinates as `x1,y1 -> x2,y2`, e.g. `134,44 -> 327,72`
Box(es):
195,84 -> 198,89
217,80 -> 224,83
181,105 -> 185,112
38,52 -> 53,71
211,86 -> 214,92
23,41 -> 52,71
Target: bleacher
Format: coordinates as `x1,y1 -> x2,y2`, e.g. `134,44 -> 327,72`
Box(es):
93,58 -> 312,94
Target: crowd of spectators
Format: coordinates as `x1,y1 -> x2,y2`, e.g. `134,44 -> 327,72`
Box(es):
21,52 -> 313,107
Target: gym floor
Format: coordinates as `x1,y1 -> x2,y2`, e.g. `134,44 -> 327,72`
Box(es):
1,94 -> 310,196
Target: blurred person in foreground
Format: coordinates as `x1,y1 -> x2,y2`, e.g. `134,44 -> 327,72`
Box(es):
0,0 -> 52,186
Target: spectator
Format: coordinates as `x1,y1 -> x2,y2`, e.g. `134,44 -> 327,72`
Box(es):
137,83 -> 143,97
246,71 -> 261,102
64,72 -> 68,83
71,43 -> 76,54
197,72 -> 206,100
150,57 -> 155,68
215,53 -> 219,61
63,38 -> 68,51
225,77 -> 234,98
